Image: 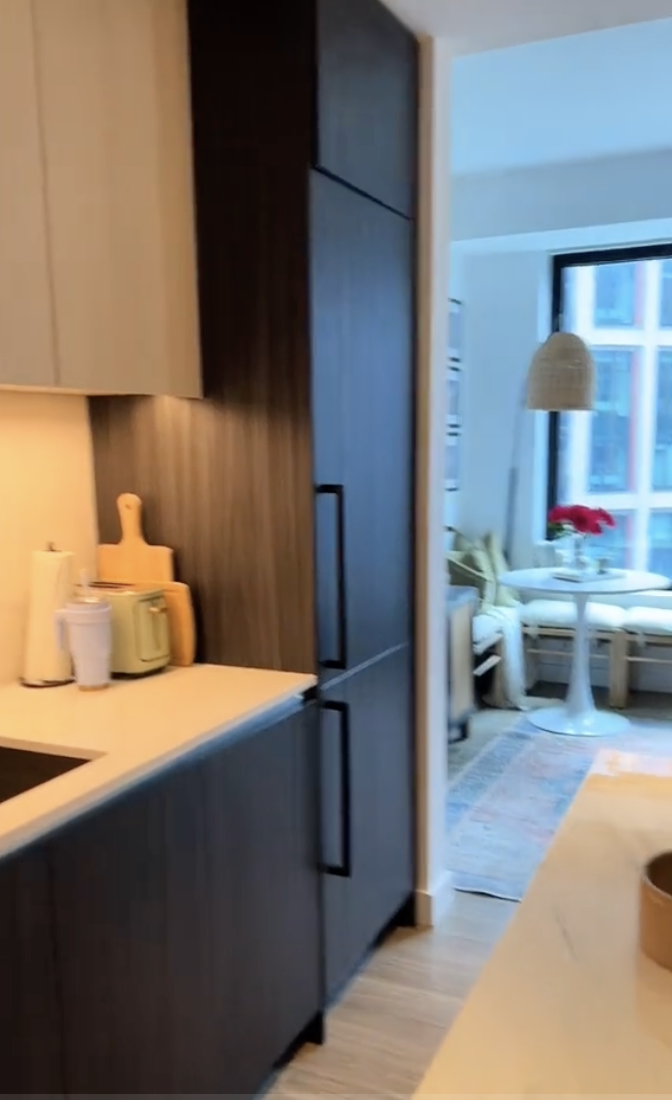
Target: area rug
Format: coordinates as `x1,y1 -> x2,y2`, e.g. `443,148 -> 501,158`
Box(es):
446,716 -> 672,902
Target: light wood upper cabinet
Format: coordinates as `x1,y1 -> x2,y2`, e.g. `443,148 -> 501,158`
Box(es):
0,0 -> 57,388
0,0 -> 202,398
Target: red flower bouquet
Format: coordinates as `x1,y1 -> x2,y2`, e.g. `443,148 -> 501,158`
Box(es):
548,504 -> 616,537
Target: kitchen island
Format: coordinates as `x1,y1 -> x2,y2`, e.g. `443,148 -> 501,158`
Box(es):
0,664 -> 322,1097
416,750 -> 672,1097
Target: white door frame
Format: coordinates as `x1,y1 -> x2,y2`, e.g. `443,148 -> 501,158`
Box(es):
414,37 -> 453,926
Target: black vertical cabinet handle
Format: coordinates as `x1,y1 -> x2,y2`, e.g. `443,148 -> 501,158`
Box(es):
319,701 -> 352,879
315,484 -> 348,670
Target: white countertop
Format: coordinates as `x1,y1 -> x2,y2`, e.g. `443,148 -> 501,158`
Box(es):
416,750 -> 672,1097
0,664 -> 315,861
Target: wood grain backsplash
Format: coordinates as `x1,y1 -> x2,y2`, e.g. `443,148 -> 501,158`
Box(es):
90,8 -> 318,675
89,394 -> 316,673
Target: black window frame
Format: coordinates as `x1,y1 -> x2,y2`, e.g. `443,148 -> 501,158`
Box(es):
547,242 -> 672,521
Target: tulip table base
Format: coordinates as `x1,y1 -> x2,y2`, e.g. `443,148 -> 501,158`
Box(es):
528,704 -> 629,737
531,589 -> 628,737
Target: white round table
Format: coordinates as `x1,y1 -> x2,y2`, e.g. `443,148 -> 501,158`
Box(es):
500,568 -> 670,737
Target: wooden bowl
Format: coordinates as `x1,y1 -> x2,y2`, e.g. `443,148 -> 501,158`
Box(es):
640,851 -> 672,971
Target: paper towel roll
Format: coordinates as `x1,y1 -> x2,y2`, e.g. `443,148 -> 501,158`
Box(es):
22,549 -> 75,686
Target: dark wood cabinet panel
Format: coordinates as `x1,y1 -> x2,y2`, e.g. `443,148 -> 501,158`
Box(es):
50,704 -> 321,1096
51,770 -> 179,1093
88,175 -> 316,675
0,846 -> 63,1095
311,172 -> 414,674
316,0 -> 418,216
188,0 -> 314,169
321,645 -> 414,996
90,8 -> 317,676
201,705 -> 323,1094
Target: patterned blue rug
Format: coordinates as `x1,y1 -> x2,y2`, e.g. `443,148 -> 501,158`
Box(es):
446,716 -> 672,902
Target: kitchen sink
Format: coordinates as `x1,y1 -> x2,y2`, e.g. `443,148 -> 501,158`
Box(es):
0,745 -> 88,806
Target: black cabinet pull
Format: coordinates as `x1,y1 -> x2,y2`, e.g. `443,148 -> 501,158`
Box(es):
319,701 -> 352,878
315,484 -> 347,669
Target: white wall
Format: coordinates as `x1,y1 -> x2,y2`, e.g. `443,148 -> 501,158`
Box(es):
453,149 -> 672,244
0,393 -> 98,683
456,250 -> 551,565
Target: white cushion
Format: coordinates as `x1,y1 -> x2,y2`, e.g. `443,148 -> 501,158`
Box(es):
472,612 -> 502,648
624,607 -> 672,635
521,599 -> 625,631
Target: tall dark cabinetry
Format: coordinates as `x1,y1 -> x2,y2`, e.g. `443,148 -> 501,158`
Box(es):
315,0 -> 417,216
90,0 -> 418,1004
311,173 -> 414,675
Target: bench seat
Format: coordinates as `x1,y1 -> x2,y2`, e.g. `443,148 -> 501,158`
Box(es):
610,605 -> 672,708
520,599 -> 625,708
520,599 -> 625,631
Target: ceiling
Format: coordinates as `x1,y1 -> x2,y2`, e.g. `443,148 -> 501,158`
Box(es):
382,0 -> 672,53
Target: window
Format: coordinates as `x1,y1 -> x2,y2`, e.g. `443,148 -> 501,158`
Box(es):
649,512 -> 672,576
660,261 -> 672,328
589,349 -> 634,492
594,262 -> 637,328
654,350 -> 672,489
549,246 -> 672,577
597,511 -> 634,569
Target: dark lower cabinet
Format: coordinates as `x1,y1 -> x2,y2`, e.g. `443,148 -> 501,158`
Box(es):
0,702 -> 321,1097
320,645 -> 414,997
0,846 -> 63,1096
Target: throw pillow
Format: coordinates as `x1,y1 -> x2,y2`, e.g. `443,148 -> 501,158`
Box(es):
483,531 -> 520,609
461,548 -> 497,609
451,529 -> 473,553
446,551 -> 495,610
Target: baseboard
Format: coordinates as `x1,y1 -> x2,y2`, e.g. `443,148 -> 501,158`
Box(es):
415,870 -> 455,928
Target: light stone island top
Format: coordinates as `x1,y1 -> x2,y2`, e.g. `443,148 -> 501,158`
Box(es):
0,664 -> 315,862
416,750 -> 672,1098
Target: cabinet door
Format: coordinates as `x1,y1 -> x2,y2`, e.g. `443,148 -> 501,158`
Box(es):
33,0 -> 201,396
0,846 -> 63,1094
51,705 -> 321,1095
311,172 -> 414,674
321,645 -> 413,996
0,0 -> 56,387
315,0 -> 418,217
201,704 -> 322,1096
51,768 -> 183,1093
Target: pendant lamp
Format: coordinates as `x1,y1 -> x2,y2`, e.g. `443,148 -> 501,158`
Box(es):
527,332 -> 595,412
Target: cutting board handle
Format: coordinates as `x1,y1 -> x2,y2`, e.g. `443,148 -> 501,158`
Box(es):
117,493 -> 145,545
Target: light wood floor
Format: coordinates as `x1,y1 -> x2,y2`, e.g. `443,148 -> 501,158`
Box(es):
270,893 -> 515,1099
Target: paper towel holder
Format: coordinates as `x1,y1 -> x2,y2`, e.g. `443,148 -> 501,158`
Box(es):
21,543 -> 76,689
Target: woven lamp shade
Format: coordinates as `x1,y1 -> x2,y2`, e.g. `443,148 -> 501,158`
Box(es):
527,332 -> 595,412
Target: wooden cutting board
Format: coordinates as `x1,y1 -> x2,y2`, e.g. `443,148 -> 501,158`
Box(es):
97,493 -> 174,584
97,494 -> 196,667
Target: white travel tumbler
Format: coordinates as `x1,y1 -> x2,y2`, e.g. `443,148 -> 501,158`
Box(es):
55,595 -> 112,691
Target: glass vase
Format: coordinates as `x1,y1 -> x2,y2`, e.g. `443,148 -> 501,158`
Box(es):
572,533 -> 590,572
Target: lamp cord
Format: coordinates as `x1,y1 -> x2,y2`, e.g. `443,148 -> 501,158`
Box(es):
503,376 -> 529,564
